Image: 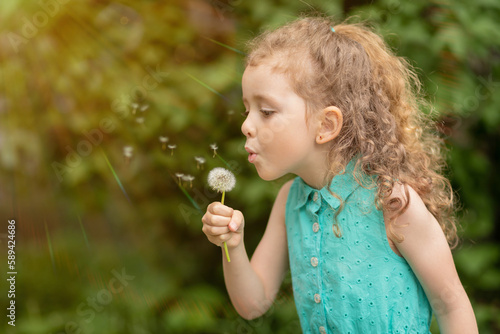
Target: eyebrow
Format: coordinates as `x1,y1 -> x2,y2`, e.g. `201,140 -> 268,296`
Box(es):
242,93 -> 280,106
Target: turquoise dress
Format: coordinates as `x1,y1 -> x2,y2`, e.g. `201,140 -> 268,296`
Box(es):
285,160 -> 432,333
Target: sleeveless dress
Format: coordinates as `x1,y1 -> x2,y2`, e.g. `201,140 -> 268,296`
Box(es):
285,160 -> 432,333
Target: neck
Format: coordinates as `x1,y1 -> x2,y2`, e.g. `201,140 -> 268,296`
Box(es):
296,154 -> 331,190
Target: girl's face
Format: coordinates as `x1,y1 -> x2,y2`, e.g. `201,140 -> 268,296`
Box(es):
241,62 -> 326,185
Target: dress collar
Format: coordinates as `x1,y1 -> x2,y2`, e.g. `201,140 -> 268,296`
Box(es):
294,159 -> 373,210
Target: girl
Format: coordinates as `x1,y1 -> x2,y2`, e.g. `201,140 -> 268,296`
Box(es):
202,17 -> 477,333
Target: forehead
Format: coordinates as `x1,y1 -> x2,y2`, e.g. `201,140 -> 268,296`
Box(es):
242,63 -> 290,95
243,51 -> 314,93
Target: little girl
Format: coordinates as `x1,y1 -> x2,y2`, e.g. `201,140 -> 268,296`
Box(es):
202,17 -> 477,333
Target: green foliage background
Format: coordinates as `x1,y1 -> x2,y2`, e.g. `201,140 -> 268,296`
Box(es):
0,0 -> 498,333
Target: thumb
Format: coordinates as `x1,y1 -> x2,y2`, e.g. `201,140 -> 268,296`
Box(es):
228,210 -> 243,232
228,220 -> 238,232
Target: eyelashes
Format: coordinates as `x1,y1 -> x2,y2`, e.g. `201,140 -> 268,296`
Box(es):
260,109 -> 275,117
241,109 -> 275,118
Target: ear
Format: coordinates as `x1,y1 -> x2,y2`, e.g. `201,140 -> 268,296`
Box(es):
316,106 -> 343,144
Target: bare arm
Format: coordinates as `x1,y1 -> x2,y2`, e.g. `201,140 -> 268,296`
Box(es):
202,180 -> 292,319
386,185 -> 478,334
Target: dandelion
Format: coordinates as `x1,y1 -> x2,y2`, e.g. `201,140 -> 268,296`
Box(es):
207,167 -> 236,262
159,136 -> 169,150
182,174 -> 195,188
168,144 -> 177,156
123,146 -> 133,164
175,173 -> 184,184
208,168 -> 236,194
210,143 -> 218,158
194,156 -> 206,170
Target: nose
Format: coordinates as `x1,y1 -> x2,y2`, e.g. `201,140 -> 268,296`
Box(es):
241,114 -> 256,138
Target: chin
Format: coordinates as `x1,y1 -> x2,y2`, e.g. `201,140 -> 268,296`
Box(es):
255,166 -> 284,182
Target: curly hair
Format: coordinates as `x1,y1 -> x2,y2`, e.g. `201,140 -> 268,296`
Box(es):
245,16 -> 458,248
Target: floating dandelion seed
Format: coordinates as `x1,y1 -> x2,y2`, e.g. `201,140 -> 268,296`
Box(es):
194,156 -> 206,170
140,104 -> 149,112
131,102 -> 139,115
123,146 -> 134,164
159,136 -> 169,150
123,146 -> 133,157
182,175 -> 195,188
168,144 -> 177,156
207,167 -> 236,262
175,173 -> 184,184
210,143 -> 218,158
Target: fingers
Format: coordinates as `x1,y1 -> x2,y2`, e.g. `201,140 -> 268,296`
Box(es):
203,202 -> 233,227
201,223 -> 231,247
202,211 -> 231,227
202,204 -> 244,248
202,224 -> 230,236
207,202 -> 234,217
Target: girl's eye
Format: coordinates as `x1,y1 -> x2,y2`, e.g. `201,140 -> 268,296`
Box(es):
260,109 -> 274,117
241,110 -> 275,118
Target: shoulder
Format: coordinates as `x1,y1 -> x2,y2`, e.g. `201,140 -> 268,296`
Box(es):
384,183 -> 435,229
384,183 -> 446,254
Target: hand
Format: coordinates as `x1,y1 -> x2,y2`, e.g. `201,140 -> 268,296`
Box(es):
202,202 -> 244,249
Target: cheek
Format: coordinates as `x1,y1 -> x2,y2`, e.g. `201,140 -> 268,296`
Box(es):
259,128 -> 276,144
255,118 -> 286,145
269,116 -> 289,133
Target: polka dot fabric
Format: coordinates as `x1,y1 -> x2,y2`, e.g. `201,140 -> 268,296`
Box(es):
285,159 -> 432,333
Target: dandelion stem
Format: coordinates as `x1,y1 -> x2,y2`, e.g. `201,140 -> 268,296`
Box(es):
217,154 -> 233,170
203,37 -> 247,56
223,242 -> 230,263
177,182 -> 202,213
77,215 -> 90,249
221,190 -> 230,262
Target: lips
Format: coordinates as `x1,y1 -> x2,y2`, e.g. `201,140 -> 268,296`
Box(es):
245,146 -> 258,163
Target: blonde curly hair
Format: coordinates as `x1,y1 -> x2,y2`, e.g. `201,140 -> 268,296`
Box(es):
245,16 -> 458,248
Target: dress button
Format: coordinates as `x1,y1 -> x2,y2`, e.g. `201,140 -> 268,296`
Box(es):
313,192 -> 319,201
314,293 -> 321,303
312,222 -> 320,233
319,326 -> 327,334
311,257 -> 318,267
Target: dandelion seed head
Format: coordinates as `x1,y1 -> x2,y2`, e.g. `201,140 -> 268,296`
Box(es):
168,144 -> 177,149
159,136 -> 168,143
208,167 -> 236,192
175,173 -> 184,178
210,143 -> 218,150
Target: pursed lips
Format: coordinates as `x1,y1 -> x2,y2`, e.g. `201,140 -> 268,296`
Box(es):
245,146 -> 258,163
